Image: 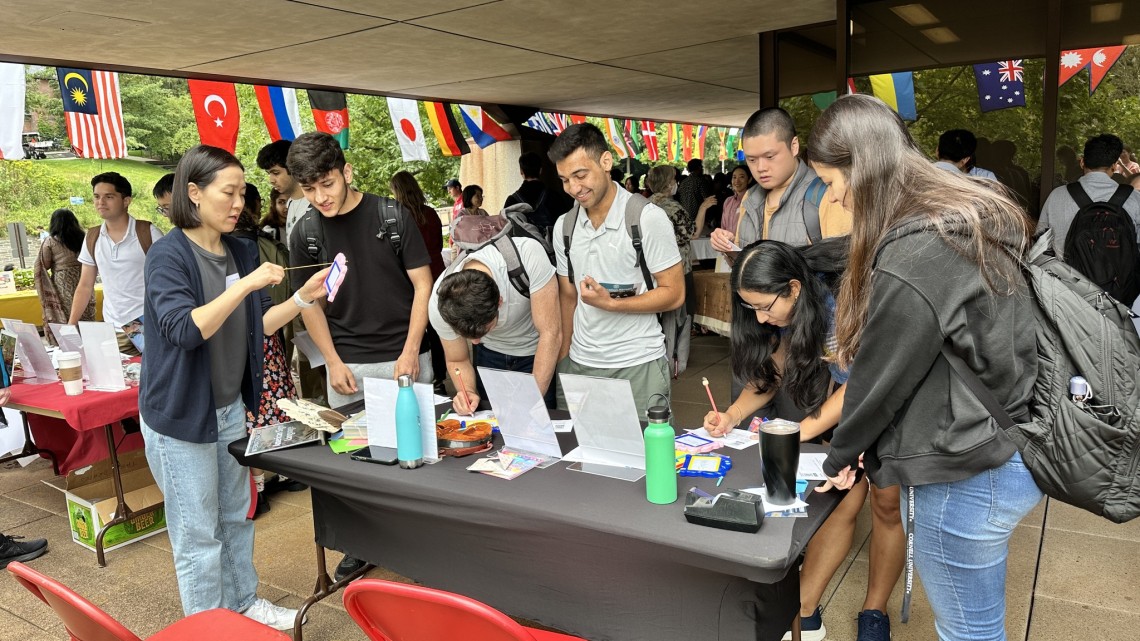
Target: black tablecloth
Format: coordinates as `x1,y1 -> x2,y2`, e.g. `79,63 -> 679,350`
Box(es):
231,410 -> 843,641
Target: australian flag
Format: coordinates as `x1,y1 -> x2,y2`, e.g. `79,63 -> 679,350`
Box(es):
973,60 -> 1026,112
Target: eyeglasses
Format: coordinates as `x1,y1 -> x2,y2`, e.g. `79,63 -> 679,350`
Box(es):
155,205 -> 169,216
739,293 -> 781,312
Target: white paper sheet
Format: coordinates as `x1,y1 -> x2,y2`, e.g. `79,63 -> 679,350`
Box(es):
685,427 -> 758,450
78,322 -> 125,391
291,331 -> 326,368
14,326 -> 57,383
740,487 -> 810,514
796,453 -> 829,481
478,367 -> 561,458
559,374 -> 645,470
4,319 -> 40,379
0,407 -> 26,456
552,419 -> 573,433
362,377 -> 439,462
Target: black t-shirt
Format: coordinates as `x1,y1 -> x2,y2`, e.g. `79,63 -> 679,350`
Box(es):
289,193 -> 430,363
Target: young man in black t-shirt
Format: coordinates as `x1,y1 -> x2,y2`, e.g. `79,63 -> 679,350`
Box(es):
286,132 -> 434,407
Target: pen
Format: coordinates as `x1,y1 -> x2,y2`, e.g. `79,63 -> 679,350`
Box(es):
716,476 -> 724,487
702,376 -> 719,415
454,368 -> 473,412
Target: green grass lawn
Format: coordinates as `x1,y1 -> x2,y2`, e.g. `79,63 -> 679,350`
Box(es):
4,157 -> 173,233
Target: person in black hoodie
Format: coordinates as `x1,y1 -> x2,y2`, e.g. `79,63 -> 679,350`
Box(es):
809,94 -> 1042,641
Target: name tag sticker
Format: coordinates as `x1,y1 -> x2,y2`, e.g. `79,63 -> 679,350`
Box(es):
225,273 -> 240,290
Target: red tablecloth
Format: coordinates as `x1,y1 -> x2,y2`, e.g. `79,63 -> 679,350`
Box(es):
8,379 -> 142,475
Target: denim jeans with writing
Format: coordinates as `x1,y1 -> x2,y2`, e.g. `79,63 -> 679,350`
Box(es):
142,398 -> 258,616
907,451 -> 1043,641
473,343 -> 555,409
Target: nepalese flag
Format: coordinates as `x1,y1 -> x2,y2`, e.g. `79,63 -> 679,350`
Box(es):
458,105 -> 512,148
973,60 -> 1026,112
425,102 -> 470,157
254,85 -> 304,141
869,72 -> 917,121
641,120 -> 659,161
1059,46 -> 1127,94
308,90 -> 349,149
56,68 -> 127,159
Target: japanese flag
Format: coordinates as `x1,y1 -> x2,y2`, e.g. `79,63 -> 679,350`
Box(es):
386,98 -> 429,162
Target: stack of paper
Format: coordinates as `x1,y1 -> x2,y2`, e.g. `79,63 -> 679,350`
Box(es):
339,411 -> 367,441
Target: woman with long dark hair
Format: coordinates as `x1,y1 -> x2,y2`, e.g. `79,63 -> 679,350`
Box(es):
34,208 -> 95,332
811,94 -> 1041,641
391,170 -> 447,394
140,145 -> 330,629
703,238 -> 903,641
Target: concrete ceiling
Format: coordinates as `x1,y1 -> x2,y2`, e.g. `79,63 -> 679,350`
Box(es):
0,0 -> 835,127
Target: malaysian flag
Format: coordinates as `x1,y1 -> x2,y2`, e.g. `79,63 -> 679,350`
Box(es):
973,60 -> 1026,112
56,68 -> 126,158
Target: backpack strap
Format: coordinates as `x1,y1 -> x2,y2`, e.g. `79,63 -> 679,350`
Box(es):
298,207 -> 325,263
84,227 -> 100,267
562,205 -> 579,285
1066,182 -> 1094,210
136,220 -> 153,254
491,236 -> 532,298
376,197 -> 404,260
940,342 -> 1017,430
1108,184 -> 1133,209
624,193 -> 656,291
803,176 -> 826,245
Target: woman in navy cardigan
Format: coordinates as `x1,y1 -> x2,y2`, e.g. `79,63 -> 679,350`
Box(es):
140,146 -> 328,631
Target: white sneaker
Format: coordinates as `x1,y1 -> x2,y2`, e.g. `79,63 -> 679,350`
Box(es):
242,597 -> 305,631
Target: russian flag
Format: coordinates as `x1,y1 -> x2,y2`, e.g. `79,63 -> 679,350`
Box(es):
254,85 -> 304,141
869,72 -> 917,121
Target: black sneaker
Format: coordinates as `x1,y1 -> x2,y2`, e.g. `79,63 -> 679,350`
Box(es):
264,476 -> 307,494
334,555 -> 366,582
253,492 -> 271,518
857,609 -> 891,641
0,533 -> 48,568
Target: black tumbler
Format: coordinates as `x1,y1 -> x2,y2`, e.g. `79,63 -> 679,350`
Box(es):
760,419 -> 800,506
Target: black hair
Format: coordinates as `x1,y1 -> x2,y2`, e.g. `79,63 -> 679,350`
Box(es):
1084,133 -> 1125,170
256,140 -> 292,172
937,129 -> 977,163
286,132 -> 345,186
686,158 -> 704,174
730,237 -> 849,416
548,123 -> 609,164
437,270 -> 500,340
461,185 -> 483,210
49,208 -> 85,254
170,145 -> 244,229
742,108 -> 797,146
518,152 -> 542,179
152,173 -> 175,198
91,172 -> 132,198
609,167 -> 624,183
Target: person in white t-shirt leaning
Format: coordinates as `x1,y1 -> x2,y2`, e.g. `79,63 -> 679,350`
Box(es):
429,238 -> 561,413
69,172 -> 163,355
549,124 -> 684,419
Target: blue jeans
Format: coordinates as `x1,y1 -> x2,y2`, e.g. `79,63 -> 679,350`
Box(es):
906,451 -> 1042,641
142,398 -> 258,616
473,344 -> 555,409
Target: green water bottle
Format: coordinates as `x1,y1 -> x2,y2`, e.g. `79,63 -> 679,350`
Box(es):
644,405 -> 678,504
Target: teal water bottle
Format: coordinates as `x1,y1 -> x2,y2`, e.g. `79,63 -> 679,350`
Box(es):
644,405 -> 678,504
395,375 -> 423,469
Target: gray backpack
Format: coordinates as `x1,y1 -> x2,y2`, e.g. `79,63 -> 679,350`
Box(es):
446,203 -> 554,298
560,193 -> 655,291
943,230 -> 1140,523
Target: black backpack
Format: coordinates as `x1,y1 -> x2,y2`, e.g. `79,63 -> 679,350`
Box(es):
1062,182 -> 1140,304
295,196 -> 407,264
446,203 -> 555,298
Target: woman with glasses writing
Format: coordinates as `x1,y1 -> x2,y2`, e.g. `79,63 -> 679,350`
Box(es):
703,238 -> 903,641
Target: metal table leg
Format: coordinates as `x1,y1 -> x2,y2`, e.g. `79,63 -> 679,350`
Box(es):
292,541 -> 373,641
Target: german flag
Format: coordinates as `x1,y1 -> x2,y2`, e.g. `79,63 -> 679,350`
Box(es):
425,102 -> 470,157
309,90 -> 349,149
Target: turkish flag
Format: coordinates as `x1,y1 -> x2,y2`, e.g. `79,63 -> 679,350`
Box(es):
188,80 -> 240,153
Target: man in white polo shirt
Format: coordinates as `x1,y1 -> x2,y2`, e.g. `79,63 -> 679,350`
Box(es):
69,172 -> 163,354
550,124 -> 684,419
429,236 -> 561,413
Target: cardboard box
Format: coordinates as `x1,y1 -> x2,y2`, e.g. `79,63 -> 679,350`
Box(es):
693,270 -> 733,336
44,449 -> 166,553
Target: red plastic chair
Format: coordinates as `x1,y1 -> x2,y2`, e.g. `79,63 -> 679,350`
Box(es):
343,579 -> 586,641
7,561 -> 290,641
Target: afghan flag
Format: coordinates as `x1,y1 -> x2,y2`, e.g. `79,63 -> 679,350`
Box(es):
641,120 -> 659,161
309,90 -> 349,149
425,101 -> 470,157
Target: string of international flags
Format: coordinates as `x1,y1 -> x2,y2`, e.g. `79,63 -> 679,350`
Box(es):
0,48 -> 1130,161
